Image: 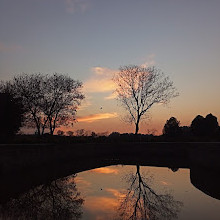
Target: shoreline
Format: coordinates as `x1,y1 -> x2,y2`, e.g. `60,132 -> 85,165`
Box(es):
1,142 -> 220,203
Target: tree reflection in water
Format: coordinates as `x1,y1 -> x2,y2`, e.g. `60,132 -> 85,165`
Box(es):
0,174 -> 83,220
117,165 -> 183,220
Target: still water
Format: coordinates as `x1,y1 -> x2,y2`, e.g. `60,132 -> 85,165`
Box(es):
1,165 -> 220,219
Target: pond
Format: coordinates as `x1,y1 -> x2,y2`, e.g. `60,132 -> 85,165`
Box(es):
1,164 -> 220,220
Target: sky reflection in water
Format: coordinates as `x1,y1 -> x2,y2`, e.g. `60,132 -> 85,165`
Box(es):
2,165 -> 220,219
76,165 -> 220,220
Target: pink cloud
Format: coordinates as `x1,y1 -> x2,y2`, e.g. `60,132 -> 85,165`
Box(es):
65,0 -> 90,13
92,67 -> 117,76
141,54 -> 156,68
0,42 -> 22,53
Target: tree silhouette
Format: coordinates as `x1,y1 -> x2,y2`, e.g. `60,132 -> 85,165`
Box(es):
180,126 -> 191,137
9,73 -> 47,135
163,117 -> 181,137
191,115 -> 206,136
2,73 -> 84,135
57,130 -> 64,136
113,65 -> 178,134
0,92 -> 24,137
67,130 -> 74,136
0,175 -> 84,220
117,165 -> 182,220
205,113 -> 219,136
191,114 -> 219,136
41,73 -> 84,135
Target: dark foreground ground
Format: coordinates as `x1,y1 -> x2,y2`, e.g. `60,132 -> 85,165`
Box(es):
1,142 -> 220,203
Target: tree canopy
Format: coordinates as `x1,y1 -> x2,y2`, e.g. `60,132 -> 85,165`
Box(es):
191,114 -> 219,136
2,73 -> 84,135
163,117 -> 181,137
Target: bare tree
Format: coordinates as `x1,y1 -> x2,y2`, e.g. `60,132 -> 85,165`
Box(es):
117,165 -> 182,220
113,65 -> 178,134
4,73 -> 84,135
40,73 -> 84,135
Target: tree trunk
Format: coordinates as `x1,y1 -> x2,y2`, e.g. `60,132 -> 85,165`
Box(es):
135,117 -> 140,134
135,124 -> 139,134
33,116 -> 41,135
136,164 -> 140,174
36,126 -> 40,136
49,119 -> 53,135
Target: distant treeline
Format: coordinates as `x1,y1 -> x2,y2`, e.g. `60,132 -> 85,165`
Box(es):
1,113 -> 220,144
57,113 -> 220,140
163,114 -> 220,137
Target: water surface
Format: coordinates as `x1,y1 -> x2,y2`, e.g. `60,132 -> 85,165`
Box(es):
76,165 -> 220,220
1,165 -> 220,219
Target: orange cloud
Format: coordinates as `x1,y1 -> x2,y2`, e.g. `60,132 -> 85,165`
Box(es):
91,167 -> 119,174
160,180 -> 170,186
105,188 -> 125,198
77,112 -> 118,123
75,176 -> 91,187
104,92 -> 117,100
83,188 -> 125,219
83,67 -> 117,93
85,196 -> 118,212
84,79 -> 115,93
77,98 -> 92,110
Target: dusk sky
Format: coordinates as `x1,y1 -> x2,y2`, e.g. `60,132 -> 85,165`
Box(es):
1,0 -> 220,134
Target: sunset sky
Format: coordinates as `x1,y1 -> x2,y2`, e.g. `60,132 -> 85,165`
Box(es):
1,0 -> 220,134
